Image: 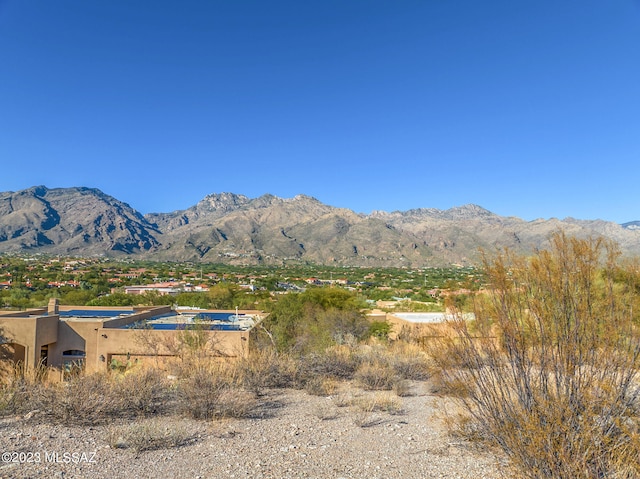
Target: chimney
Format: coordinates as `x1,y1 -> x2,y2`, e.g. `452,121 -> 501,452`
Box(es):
48,298 -> 59,315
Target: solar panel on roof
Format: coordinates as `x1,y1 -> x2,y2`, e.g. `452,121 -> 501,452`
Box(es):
59,309 -> 133,318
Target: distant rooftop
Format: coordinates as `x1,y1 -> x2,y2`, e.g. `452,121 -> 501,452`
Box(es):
124,311 -> 257,331
392,312 -> 474,323
58,308 -> 136,322
59,309 -> 134,318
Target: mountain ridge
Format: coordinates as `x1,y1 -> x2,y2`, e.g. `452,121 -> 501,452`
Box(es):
0,186 -> 638,266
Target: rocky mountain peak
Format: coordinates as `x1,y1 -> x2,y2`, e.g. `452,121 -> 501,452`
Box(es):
444,204 -> 496,219
622,221 -> 640,231
291,194 -> 320,203
196,192 -> 249,212
1,186 -> 639,266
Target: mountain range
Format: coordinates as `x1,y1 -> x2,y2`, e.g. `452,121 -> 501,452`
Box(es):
0,186 -> 638,267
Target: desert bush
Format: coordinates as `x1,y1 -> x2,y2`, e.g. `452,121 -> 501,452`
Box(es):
299,346 -> 361,381
431,232 -> 640,479
0,386 -> 11,415
387,342 -> 431,381
354,362 -> 398,391
108,418 -> 192,452
304,375 -> 338,396
40,372 -> 123,425
238,350 -> 301,393
426,370 -> 470,398
368,320 -> 391,340
177,366 -> 256,420
213,388 -> 258,419
0,362 -> 49,416
262,289 -> 369,353
332,390 -> 359,408
177,368 -> 227,420
114,367 -> 171,416
350,392 -> 403,427
392,379 -> 412,397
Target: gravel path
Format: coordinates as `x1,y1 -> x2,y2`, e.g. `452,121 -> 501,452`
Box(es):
0,382 -> 506,479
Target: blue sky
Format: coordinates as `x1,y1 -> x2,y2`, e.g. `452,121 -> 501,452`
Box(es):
1,1 -> 639,222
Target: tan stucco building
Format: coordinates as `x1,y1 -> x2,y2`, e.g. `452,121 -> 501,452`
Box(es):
0,299 -> 260,373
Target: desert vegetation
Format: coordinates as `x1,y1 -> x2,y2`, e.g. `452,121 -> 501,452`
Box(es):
0,255 -> 474,311
2,232 -> 640,478
431,232 -> 640,478
0,286 -> 430,442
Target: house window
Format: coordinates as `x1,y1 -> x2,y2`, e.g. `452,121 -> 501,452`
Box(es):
62,349 -> 86,379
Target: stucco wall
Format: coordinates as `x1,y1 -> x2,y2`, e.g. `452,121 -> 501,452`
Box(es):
0,307 -> 256,372
94,327 -> 250,371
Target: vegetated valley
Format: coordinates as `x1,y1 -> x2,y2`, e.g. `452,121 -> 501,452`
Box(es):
2,195 -> 640,478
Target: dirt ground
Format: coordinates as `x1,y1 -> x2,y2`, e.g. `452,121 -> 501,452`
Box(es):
0,381 -> 507,479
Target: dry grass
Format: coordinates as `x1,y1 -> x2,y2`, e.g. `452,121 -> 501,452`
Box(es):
392,379 -> 412,397
304,375 -> 338,396
350,392 -> 404,427
0,322 -> 438,433
332,390 -> 359,408
299,345 -> 361,380
0,362 -> 54,417
108,417 -> 193,452
312,400 -> 339,420
386,342 -> 431,381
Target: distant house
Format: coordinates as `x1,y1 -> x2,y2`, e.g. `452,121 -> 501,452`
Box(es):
47,281 -> 79,288
0,300 -> 262,374
124,282 -> 183,295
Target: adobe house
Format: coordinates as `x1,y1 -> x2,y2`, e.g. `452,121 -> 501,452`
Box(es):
0,299 -> 262,373
384,311 -> 475,341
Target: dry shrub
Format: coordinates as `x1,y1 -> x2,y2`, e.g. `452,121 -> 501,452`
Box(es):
299,345 -> 361,381
41,372 -> 122,425
351,407 -> 377,428
2,362 -> 172,423
177,367 -> 228,420
108,418 -> 192,452
431,233 -> 640,479
0,362 -> 51,416
313,401 -> 338,420
363,392 -> 403,414
177,366 -> 256,420
0,386 -> 11,415
354,362 -> 398,391
332,390 -> 359,408
304,375 -> 338,396
392,379 -> 412,397
237,350 -> 300,393
426,369 -> 471,398
114,367 -> 171,416
214,388 -> 257,419
387,342 -> 431,381
350,392 -> 403,427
